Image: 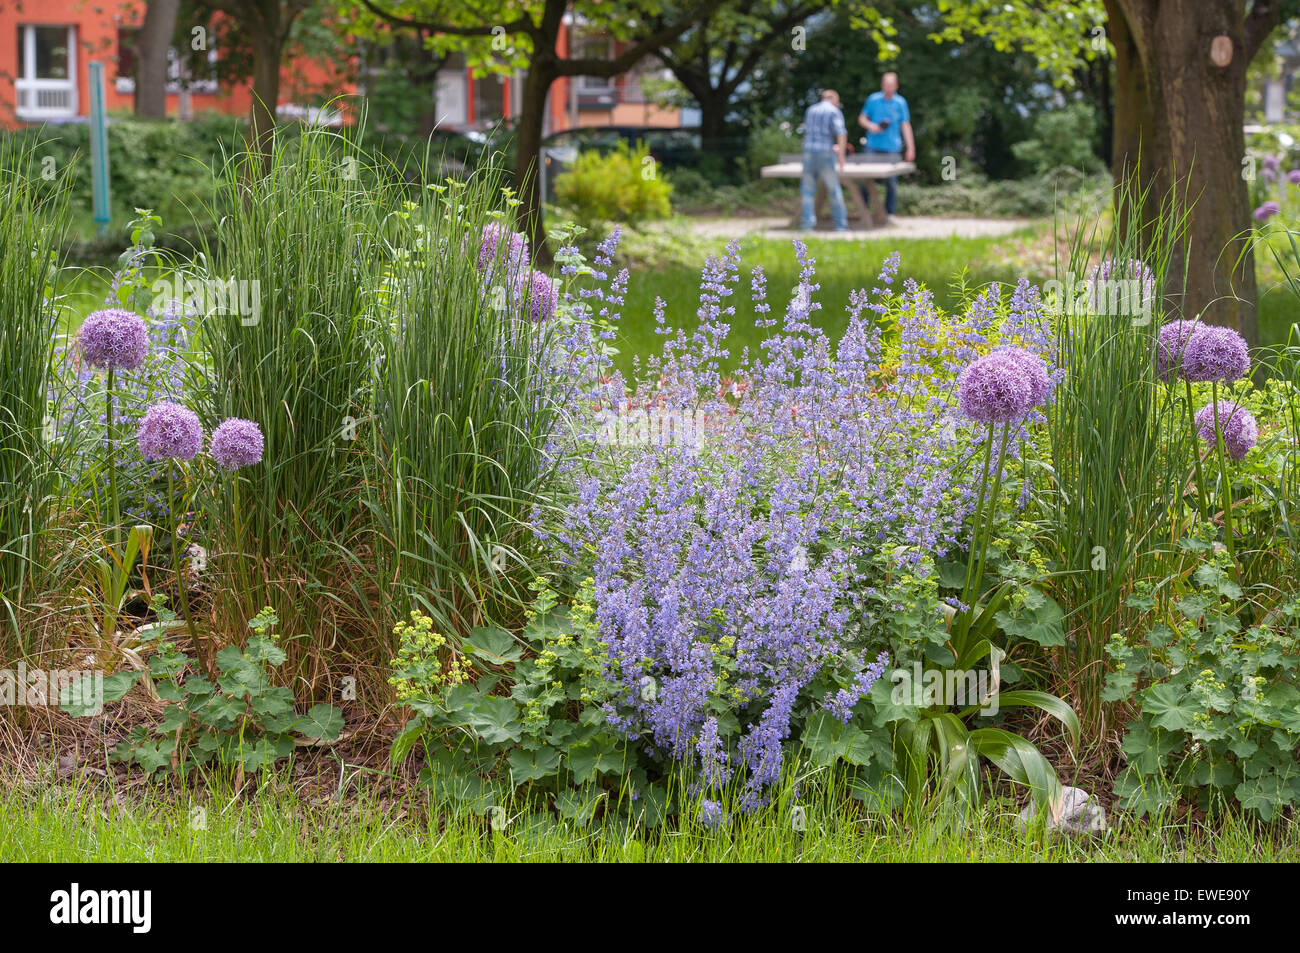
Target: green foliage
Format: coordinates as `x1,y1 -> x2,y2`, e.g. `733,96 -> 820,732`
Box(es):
1011,103 -> 1103,175
66,602 -> 344,774
0,115 -> 243,246
0,136 -> 69,651
391,579 -> 650,823
197,125 -> 388,664
1037,178 -> 1194,729
371,175 -> 562,637
553,142 -> 673,229
1105,540 -> 1300,821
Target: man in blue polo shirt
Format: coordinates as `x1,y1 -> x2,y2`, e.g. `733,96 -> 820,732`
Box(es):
800,89 -> 849,231
858,72 -> 915,218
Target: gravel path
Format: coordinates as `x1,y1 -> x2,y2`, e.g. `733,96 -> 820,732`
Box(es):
679,215 -> 1035,241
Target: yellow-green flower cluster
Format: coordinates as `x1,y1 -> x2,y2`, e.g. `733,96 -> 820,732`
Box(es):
387,611 -> 468,702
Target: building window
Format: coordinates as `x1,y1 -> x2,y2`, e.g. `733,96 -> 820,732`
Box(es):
574,34 -> 615,102
114,28 -> 219,95
15,24 -> 78,119
117,27 -> 138,80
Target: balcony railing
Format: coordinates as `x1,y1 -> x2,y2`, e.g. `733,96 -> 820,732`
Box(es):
16,79 -> 78,120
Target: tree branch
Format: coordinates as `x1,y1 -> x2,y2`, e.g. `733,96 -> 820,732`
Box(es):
1244,0 -> 1282,62
357,0 -> 534,38
556,0 -> 728,76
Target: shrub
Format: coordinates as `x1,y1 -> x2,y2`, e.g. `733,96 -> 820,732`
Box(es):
553,142 -> 672,229
1011,103 -> 1103,176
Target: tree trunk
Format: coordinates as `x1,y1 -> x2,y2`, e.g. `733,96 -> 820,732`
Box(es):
695,88 -> 731,163
514,61 -> 556,264
1107,0 -> 1259,344
135,0 -> 180,119
249,0 -> 285,165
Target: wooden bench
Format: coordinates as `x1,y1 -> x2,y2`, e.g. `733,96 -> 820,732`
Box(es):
761,152 -> 916,228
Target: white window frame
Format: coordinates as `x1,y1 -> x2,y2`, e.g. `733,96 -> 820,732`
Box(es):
16,24 -> 78,120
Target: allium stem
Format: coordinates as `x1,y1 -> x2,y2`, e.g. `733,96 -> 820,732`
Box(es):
973,423 -> 1012,608
106,367 -> 120,552
962,420 -> 1010,630
1184,377 -> 1209,519
1211,382 -> 1241,584
170,461 -> 210,676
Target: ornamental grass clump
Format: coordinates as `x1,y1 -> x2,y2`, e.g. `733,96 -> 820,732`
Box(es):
0,136 -> 69,651
198,124 -> 388,678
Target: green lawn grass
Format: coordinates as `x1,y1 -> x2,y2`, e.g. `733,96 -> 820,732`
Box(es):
612,229 -> 1299,376
612,232 -> 1031,375
4,769 -> 1298,862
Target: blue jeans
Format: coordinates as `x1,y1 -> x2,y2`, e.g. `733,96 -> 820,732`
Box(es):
800,150 -> 848,229
862,148 -> 901,215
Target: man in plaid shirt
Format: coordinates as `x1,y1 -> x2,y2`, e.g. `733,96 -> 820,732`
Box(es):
801,89 -> 849,231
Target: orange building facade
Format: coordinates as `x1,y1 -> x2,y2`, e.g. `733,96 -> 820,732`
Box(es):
1,0 -> 345,125
0,0 -> 681,134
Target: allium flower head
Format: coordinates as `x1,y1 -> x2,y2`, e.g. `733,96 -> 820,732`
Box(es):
957,347 -> 1049,424
1155,319 -> 1199,380
477,222 -> 530,278
137,400 -> 203,461
1181,324 -> 1249,382
210,417 -> 264,470
79,308 -> 150,371
1289,169 -> 1300,185
515,268 -> 558,322
1262,154 -> 1280,179
1194,400 -> 1258,461
1254,201 -> 1281,222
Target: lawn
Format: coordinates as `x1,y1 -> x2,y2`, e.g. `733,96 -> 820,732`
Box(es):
6,770 -> 1299,862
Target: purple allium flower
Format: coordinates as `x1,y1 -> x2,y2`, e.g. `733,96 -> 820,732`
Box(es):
1254,201 -> 1281,222
137,400 -> 203,461
1194,400 -> 1258,461
79,308 -> 149,371
210,417 -> 264,470
1181,324 -> 1250,382
1262,154 -> 1280,180
957,347 -> 1049,424
477,222 -> 530,277
1156,319 -> 1200,381
515,268 -> 558,322
1289,169 -> 1300,185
